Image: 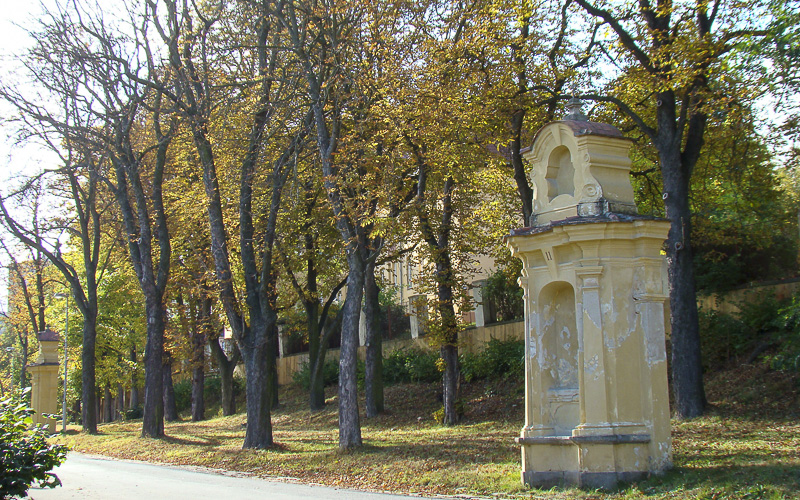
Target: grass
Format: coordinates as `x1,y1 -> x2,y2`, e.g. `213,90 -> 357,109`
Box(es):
54,365 -> 800,499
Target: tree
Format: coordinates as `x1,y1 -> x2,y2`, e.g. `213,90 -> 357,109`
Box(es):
0,1 -> 180,435
276,180 -> 347,412
271,0 -> 374,449
367,0 -> 513,425
90,251 -> 146,421
147,0 -> 312,448
685,112 -> 797,291
0,142 -> 107,436
0,228 -> 51,390
573,0 -> 772,418
165,128 -> 219,422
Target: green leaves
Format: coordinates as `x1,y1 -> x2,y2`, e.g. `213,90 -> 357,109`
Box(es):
0,389 -> 68,500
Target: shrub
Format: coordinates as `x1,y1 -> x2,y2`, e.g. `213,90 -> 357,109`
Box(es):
0,389 -> 68,499
203,376 -> 222,407
292,358 -> 340,390
460,338 -> 524,382
123,405 -> 143,420
698,292 -> 800,373
770,295 -> 800,372
432,399 -> 466,424
383,348 -> 440,384
484,337 -> 525,376
171,374 -> 246,414
459,351 -> 490,383
698,308 -> 750,371
737,294 -> 786,334
173,379 -> 192,412
378,287 -> 412,340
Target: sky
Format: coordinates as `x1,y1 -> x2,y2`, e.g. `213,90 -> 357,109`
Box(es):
0,1 -> 72,314
0,1 -> 56,181
0,2 -> 39,314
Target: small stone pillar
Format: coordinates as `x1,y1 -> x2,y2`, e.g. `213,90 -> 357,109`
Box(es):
471,280 -> 487,327
507,99 -> 672,489
277,324 -> 288,358
27,329 -> 61,433
408,294 -> 427,338
359,310 -> 368,346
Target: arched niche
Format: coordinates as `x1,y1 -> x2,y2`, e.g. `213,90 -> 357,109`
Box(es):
545,146 -> 575,202
524,120 -> 637,226
538,281 -> 579,435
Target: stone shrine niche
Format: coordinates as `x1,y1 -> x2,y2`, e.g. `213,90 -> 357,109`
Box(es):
507,99 -> 672,489
526,97 -> 637,227
539,281 -> 579,436
545,146 -> 575,201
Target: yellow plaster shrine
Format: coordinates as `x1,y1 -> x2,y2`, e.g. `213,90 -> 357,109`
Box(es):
27,329 -> 60,433
507,105 -> 672,489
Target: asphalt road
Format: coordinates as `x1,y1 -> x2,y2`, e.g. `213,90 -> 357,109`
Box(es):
26,453 -> 444,500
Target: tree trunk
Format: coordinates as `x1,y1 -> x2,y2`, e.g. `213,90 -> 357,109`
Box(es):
431,225 -> 460,426
130,387 -> 139,410
269,322 -> 279,410
129,347 -> 139,410
438,281 -> 460,426
306,300 -> 326,411
103,384 -> 113,423
116,382 -> 124,419
18,335 -> 28,391
363,263 -> 384,418
510,110 -> 533,225
440,343 -> 459,425
163,356 -> 178,422
191,366 -> 205,422
339,252 -> 365,449
71,399 -> 80,424
209,336 -> 238,416
141,297 -> 165,438
81,313 -> 98,434
220,363 -> 236,417
241,339 -> 273,449
661,147 -> 706,419
191,326 -> 205,422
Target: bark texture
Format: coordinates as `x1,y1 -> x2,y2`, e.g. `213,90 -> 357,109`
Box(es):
163,356 -> 178,422
242,341 -> 273,448
338,253 -> 365,448
209,336 -> 239,416
364,263 -> 384,418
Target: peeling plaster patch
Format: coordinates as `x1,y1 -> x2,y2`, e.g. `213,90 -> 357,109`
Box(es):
557,358 -> 577,387
601,302 -> 618,323
617,329 -> 632,348
604,331 -> 615,350
657,442 -> 672,462
542,314 -> 556,329
585,354 -> 601,380
584,291 -> 602,328
626,303 -> 642,340
643,306 -> 667,364
632,272 -> 644,296
539,343 -> 548,367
